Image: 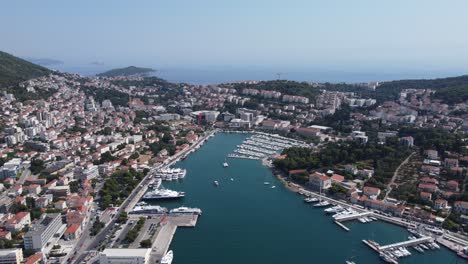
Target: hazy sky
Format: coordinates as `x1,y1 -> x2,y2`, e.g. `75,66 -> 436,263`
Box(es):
2,0 -> 468,73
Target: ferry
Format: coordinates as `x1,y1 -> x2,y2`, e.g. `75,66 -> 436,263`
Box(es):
142,189 -> 185,200
170,207 -> 202,215
161,250 -> 173,264
130,205 -> 167,214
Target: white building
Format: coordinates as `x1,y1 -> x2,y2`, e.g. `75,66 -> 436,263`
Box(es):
99,248 -> 151,264
0,248 -> 23,264
24,213 -> 63,251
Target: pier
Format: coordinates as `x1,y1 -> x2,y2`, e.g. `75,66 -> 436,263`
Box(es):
379,236 -> 433,251
334,211 -> 373,222
334,221 -> 350,231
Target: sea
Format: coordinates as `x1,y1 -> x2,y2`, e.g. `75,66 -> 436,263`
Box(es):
49,64 -> 465,85
148,133 -> 461,264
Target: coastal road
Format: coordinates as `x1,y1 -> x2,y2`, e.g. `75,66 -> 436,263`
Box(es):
72,130 -> 216,264
383,151 -> 416,200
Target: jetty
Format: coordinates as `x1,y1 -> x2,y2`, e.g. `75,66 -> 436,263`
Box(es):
334,211 -> 373,222
379,236 -> 433,251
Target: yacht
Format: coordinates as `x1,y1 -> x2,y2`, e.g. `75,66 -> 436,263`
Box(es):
230,178 -> 234,181
304,197 -> 319,203
420,244 -> 429,250
264,182 -> 270,185
379,253 -> 394,263
161,250 -> 173,264
314,201 -> 330,207
223,161 -> 229,167
213,180 -> 219,186
271,186 -> 276,189
142,189 -> 185,200
130,205 -> 168,214
345,261 -> 356,264
413,245 -> 424,253
170,207 -> 202,215
324,205 -> 344,214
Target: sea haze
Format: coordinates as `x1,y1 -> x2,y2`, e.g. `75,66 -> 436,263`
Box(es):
51,64 -> 466,85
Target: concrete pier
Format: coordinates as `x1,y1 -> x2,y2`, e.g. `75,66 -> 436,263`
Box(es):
334,212 -> 373,222
334,221 -> 350,231
379,236 -> 433,251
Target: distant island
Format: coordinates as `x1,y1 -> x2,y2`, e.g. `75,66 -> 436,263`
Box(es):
97,66 -> 156,77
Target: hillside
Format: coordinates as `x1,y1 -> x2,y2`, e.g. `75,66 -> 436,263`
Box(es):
0,51 -> 51,88
97,66 -> 155,77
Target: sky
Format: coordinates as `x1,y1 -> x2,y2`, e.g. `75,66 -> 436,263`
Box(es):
2,0 -> 468,80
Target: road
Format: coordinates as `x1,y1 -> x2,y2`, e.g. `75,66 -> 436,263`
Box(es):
72,130 -> 216,263
383,151 -> 416,200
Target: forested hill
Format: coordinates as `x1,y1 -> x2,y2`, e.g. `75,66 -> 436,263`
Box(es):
97,66 -> 155,77
227,80 -> 320,100
0,51 -> 51,88
375,75 -> 468,103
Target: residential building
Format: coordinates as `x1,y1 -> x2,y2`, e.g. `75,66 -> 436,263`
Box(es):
309,172 -> 331,190
24,213 -> 63,251
0,248 -> 23,264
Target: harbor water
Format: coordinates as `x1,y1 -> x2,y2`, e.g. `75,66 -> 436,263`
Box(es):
152,133 -> 462,264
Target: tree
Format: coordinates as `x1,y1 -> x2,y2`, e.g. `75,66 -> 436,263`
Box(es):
140,239 -> 152,248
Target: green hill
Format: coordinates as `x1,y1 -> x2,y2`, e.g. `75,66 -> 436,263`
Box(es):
0,50 -> 51,88
97,66 -> 155,77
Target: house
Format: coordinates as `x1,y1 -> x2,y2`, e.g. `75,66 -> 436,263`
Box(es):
421,165 -> 440,176
358,169 -> 374,179
363,186 -> 381,198
308,172 -> 332,190
26,184 -> 42,195
446,180 -> 460,192
54,200 -> 67,210
425,149 -> 438,160
444,158 -> 459,168
63,224 -> 81,240
400,136 -> 414,147
454,201 -> 468,214
434,199 -> 448,210
420,177 -> 438,185
25,252 -> 44,264
330,174 -> 345,183
0,231 -> 12,240
6,212 -> 31,231
418,183 -> 438,193
420,192 -> 432,201
344,165 -> 358,175
35,197 -> 49,208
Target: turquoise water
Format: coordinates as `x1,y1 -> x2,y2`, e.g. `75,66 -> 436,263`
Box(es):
152,133 -> 462,264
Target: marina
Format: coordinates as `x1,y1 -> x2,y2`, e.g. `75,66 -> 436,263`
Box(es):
145,133 -> 458,264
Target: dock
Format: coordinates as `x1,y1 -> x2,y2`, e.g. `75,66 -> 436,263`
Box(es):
334,211 -> 373,222
334,221 -> 350,231
379,236 -> 433,251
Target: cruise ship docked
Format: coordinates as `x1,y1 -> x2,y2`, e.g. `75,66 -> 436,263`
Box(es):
169,207 -> 202,215
142,189 -> 185,200
154,167 -> 187,181
130,205 -> 168,214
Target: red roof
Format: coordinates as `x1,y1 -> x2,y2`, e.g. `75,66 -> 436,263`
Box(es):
64,224 -> 80,234
331,174 -> 345,182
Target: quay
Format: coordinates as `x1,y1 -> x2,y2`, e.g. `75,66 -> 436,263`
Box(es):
334,211 -> 373,222
379,236 -> 433,251
334,221 -> 350,231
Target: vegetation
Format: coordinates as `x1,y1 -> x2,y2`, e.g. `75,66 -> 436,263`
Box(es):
230,80 -> 320,100
90,219 -> 105,236
97,66 -> 155,77
116,212 -> 128,224
274,138 -> 412,188
99,169 -> 144,209
124,217 -> 146,243
140,239 -> 152,248
30,159 -> 45,174
81,85 -> 130,107
0,50 -> 51,88
433,85 -> 468,104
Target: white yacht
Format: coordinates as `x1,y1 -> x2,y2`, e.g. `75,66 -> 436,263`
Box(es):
130,205 -> 167,214
314,201 -> 330,207
223,161 -> 229,167
324,205 -> 344,214
170,207 -> 202,215
304,197 -> 319,203
161,250 -> 173,264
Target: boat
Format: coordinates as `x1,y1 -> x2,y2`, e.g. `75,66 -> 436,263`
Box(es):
223,160 -> 229,168
130,205 -> 167,214
413,245 -> 424,253
420,244 -> 429,250
431,242 -> 440,249
345,261 -> 356,264
263,182 -> 270,185
314,201 -> 330,207
170,207 -> 202,215
379,253 -> 394,263
271,186 -> 276,189
324,205 -> 344,214
142,189 -> 185,200
161,250 -> 173,264
304,197 -> 319,203
214,180 -> 219,186
230,178 -> 234,181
